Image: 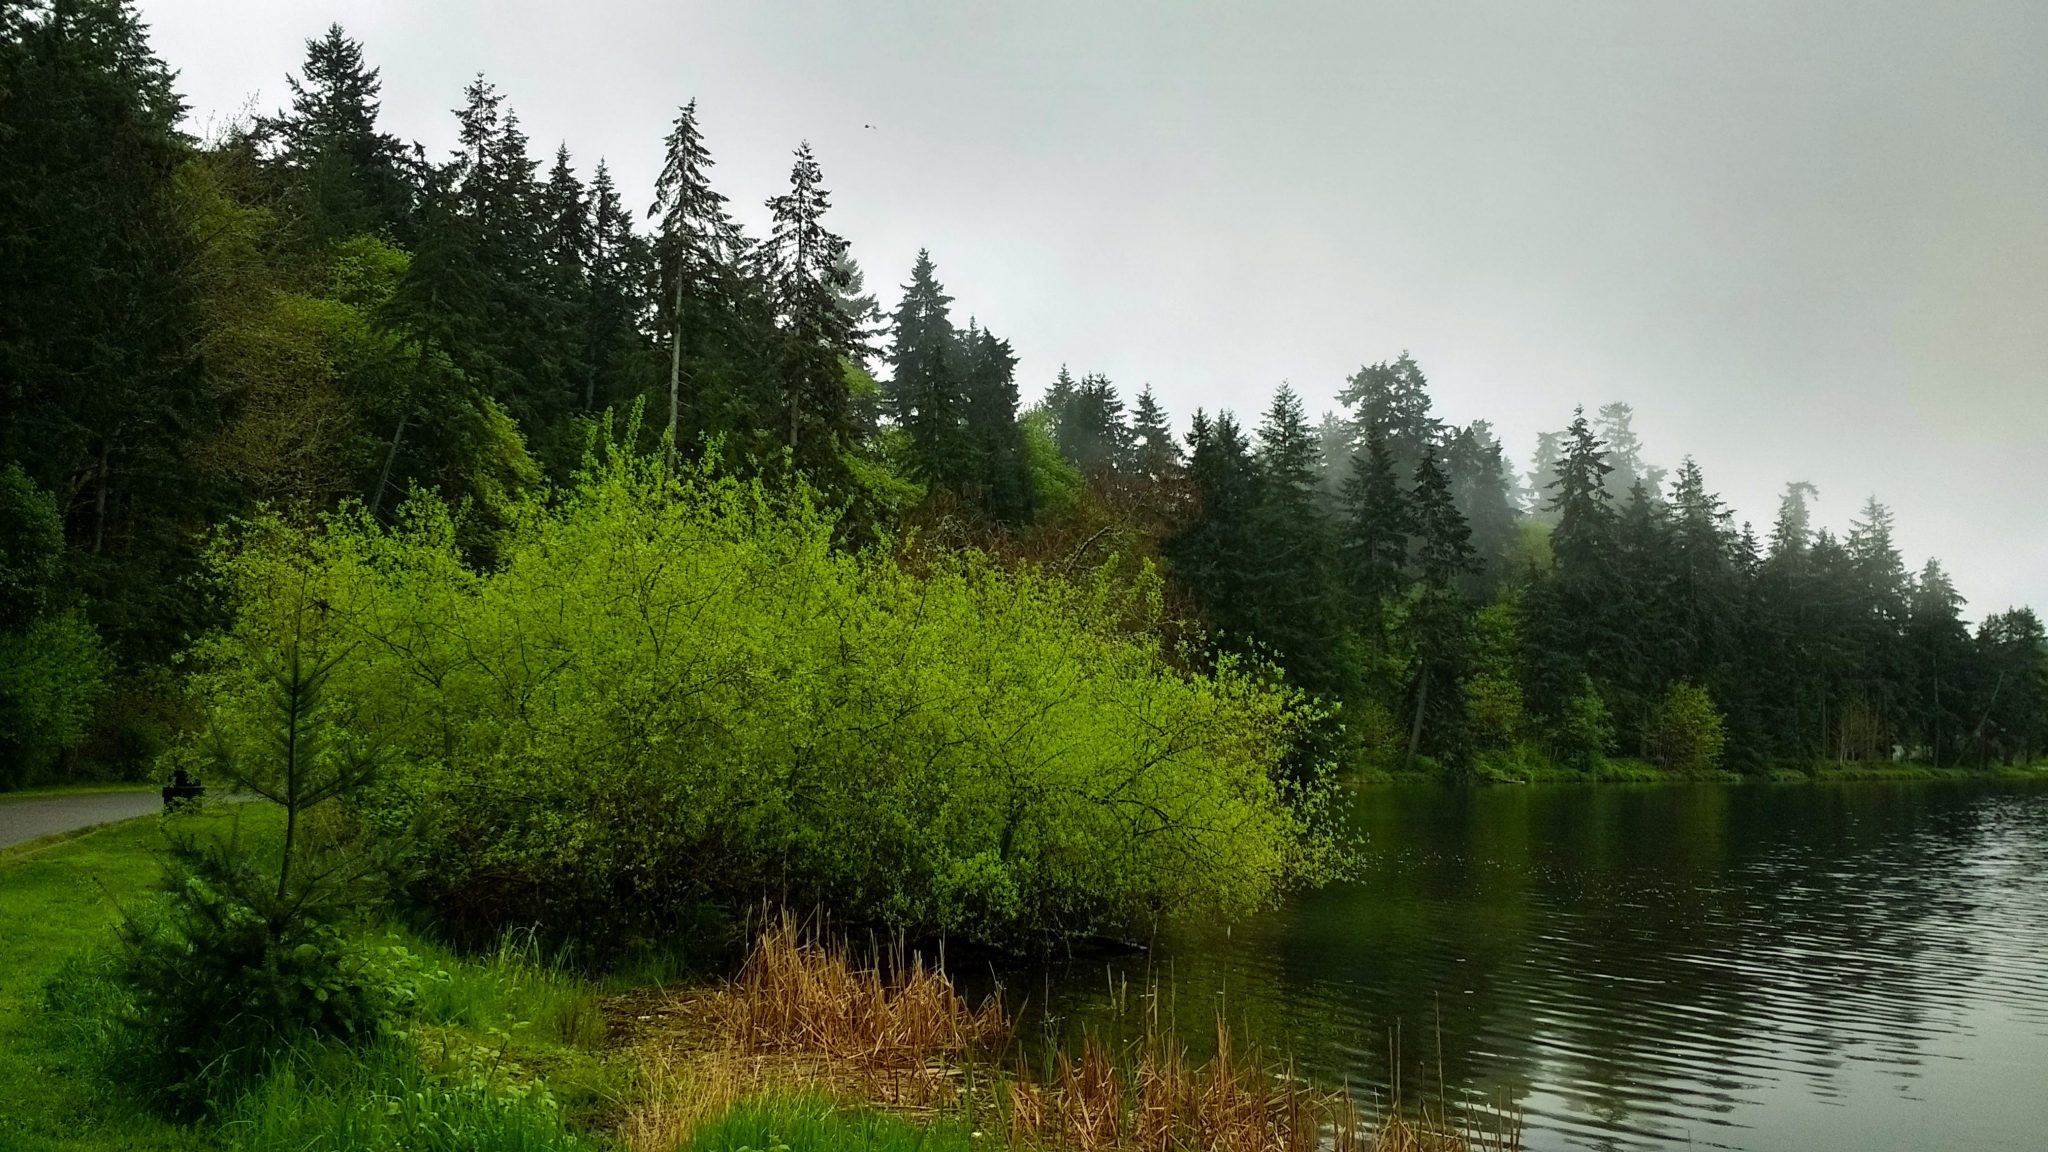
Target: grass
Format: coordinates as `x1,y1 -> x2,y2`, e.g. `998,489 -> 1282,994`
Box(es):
0,814 -> 205,1152
0,781 -> 157,804
1769,760 -> 2048,782
683,1094 -> 978,1152
0,808 -> 621,1151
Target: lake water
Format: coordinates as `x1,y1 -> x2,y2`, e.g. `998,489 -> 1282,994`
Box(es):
1036,781 -> 2048,1151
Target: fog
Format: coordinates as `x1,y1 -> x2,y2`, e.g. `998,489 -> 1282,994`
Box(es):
143,0 -> 2048,612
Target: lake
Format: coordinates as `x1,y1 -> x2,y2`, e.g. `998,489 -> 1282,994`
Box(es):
1035,781 -> 2048,1151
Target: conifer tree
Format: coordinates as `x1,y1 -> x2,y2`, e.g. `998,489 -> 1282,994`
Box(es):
1338,352 -> 1441,481
889,250 -> 970,488
648,100 -> 734,469
1443,420 -> 1520,587
1170,410 -> 1262,653
763,141 -> 857,480
1129,385 -> 1182,482
583,160 -> 649,412
1249,386 -> 1340,692
1405,445 -> 1479,764
1525,409 -> 1622,727
1048,373 -> 1132,474
955,321 -> 1033,523
1340,428 -> 1411,664
0,0 -> 213,666
1595,401 -> 1662,500
263,24 -> 414,242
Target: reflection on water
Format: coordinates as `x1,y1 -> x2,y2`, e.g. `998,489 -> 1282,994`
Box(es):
1034,782 -> 2048,1151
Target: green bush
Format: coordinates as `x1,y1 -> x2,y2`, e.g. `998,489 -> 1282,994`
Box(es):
1554,676 -> 1615,770
191,437 -> 1336,950
1652,681 -> 1727,774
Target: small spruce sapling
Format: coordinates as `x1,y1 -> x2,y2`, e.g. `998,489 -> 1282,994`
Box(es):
120,564 -> 389,1114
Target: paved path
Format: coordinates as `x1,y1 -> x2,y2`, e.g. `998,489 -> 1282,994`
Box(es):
0,790 -> 161,850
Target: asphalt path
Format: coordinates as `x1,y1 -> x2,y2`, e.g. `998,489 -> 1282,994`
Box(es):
0,790 -> 161,850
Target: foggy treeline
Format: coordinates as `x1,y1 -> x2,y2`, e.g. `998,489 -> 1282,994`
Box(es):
3,8 -> 2043,783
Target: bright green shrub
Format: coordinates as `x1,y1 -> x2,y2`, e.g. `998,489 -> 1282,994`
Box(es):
1555,676 -> 1615,770
193,439 -> 1334,949
1652,681 -> 1727,773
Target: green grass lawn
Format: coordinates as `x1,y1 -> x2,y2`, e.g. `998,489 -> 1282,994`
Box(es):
0,814 -> 205,1152
0,782 -> 157,805
0,809 -> 622,1151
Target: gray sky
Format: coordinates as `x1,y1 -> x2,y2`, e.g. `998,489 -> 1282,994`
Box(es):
143,0 -> 2048,614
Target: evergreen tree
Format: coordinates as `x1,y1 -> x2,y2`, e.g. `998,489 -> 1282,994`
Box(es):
1169,410 -> 1261,654
0,0 -> 215,666
1312,410 -> 1353,511
1525,409 -> 1621,727
1129,385 -> 1182,482
647,100 -> 739,468
889,250 -> 970,488
1975,608 -> 2048,764
262,24 -> 414,243
1905,558 -> 1973,764
1442,420 -> 1520,588
954,321 -> 1033,523
1526,430 -> 1564,519
1338,352 -> 1441,481
828,252 -> 884,366
1405,446 -> 1479,764
1248,386 -> 1340,692
1047,373 -> 1132,474
1594,401 -> 1663,500
763,141 -> 857,484
582,160 -> 650,412
1339,428 -> 1410,663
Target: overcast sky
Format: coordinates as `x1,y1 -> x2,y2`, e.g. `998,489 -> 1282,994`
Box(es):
142,0 -> 2047,614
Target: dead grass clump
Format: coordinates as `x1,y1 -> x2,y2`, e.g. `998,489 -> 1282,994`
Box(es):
616,915 -> 1520,1152
721,912 -> 1009,1069
1007,1015 -> 1520,1152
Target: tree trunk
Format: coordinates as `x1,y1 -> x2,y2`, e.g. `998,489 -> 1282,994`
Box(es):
91,447 -> 108,555
370,410 -> 407,517
667,267 -> 684,477
1405,664 -> 1431,771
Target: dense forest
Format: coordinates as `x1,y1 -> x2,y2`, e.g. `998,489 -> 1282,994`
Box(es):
4,2 -> 2045,791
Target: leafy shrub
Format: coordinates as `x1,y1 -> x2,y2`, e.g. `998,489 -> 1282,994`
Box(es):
192,437 -> 1336,950
1652,681 -> 1727,773
1554,676 -> 1615,770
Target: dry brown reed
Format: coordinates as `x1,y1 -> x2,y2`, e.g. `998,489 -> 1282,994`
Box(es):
721,911 -> 1010,1070
615,913 -> 1520,1152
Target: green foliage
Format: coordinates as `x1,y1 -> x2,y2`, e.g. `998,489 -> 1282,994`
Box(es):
193,439 -> 1334,949
1651,682 -> 1727,774
1020,406 -> 1082,519
0,612 -> 111,788
119,561 -> 393,1113
1555,677 -> 1615,770
0,466 -> 110,786
116,854 -> 389,1115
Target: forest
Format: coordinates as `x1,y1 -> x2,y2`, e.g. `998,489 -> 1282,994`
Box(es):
4,2 -> 2046,797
